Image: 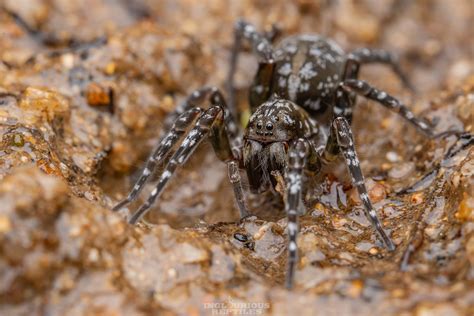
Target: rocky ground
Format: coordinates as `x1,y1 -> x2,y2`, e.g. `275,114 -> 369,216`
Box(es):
0,0 -> 473,315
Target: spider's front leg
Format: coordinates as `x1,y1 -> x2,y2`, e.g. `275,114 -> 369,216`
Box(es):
122,102 -> 248,224
112,107 -> 202,212
285,139 -> 309,289
126,105 -> 242,224
324,89 -> 395,251
114,86 -> 242,213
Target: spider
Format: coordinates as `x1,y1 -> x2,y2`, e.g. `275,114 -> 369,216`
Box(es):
113,20 -> 472,289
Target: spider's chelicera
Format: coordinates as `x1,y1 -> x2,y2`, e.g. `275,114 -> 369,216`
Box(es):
113,20 -> 472,289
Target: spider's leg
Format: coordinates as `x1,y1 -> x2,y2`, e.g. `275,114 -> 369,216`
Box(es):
324,112 -> 395,250
129,106 -> 240,224
344,48 -> 414,91
204,100 -> 250,218
4,6 -> 107,50
263,23 -> 282,43
227,19 -> 274,117
398,132 -> 474,194
113,107 -> 202,211
285,139 -> 309,289
166,87 -> 241,141
342,79 -> 439,138
228,160 -> 250,218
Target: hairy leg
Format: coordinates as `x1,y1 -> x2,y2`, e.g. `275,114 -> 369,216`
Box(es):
285,138 -> 309,289
324,113 -> 395,250
227,19 -> 275,117
112,107 -> 202,211
342,79 -> 439,137
344,48 -> 414,91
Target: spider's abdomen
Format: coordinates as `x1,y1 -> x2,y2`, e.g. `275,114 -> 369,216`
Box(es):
270,35 -> 346,116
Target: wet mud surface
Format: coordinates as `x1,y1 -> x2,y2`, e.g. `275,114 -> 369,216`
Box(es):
0,0 -> 473,315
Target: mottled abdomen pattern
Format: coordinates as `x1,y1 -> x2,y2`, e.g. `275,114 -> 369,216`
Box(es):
269,35 -> 346,116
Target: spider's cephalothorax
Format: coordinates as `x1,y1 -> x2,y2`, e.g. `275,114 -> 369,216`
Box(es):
243,99 -> 320,193
113,20 -> 473,289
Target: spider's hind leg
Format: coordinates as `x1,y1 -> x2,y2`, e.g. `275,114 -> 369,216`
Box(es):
342,79 -> 439,138
227,19 -> 275,117
344,48 -> 414,92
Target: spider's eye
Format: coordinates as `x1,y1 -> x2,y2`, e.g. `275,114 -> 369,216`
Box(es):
256,122 -> 263,130
265,122 -> 274,130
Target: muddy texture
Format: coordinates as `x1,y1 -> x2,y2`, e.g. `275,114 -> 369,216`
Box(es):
1,0 -> 473,315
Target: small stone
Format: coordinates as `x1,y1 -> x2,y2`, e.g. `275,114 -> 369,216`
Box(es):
84,191 -> 95,201
455,193 -> 473,222
391,288 -> 406,298
0,215 -> 12,233
88,248 -> 99,262
61,54 -> 75,69
349,178 -> 387,204
19,87 -> 70,123
346,279 -> 364,298
415,303 -> 461,316
104,62 -> 116,75
368,247 -> 379,255
159,95 -> 175,112
386,151 -> 400,162
85,83 -> 113,107
388,162 -> 415,179
411,192 -> 425,205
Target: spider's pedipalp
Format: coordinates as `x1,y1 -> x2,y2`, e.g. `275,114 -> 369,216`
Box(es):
112,107 -> 202,212
285,138 -> 309,289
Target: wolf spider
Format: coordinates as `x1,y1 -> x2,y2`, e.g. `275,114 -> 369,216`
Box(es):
113,20 -> 471,289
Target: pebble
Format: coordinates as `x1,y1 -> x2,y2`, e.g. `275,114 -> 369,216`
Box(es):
388,162 -> 416,179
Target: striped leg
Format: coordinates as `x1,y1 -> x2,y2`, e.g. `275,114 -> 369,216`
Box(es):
398,132 -> 474,194
165,86 -> 240,141
227,19 -> 275,117
344,48 -> 414,91
342,79 -> 436,138
285,139 -> 309,289
113,107 -> 202,212
128,105 -> 248,224
114,84 -> 244,213
228,160 -> 250,218
327,116 -> 395,251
